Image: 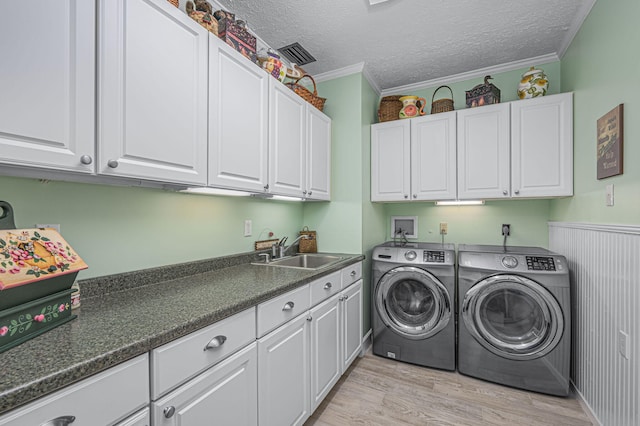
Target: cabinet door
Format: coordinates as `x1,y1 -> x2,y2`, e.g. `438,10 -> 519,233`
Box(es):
115,408 -> 150,426
457,103 -> 511,199
269,79 -> 307,197
310,294 -> 341,410
371,120 -> 411,201
410,111 -> 457,200
153,343 -> 257,426
306,106 -> 332,200
341,280 -> 363,372
209,37 -> 269,192
0,0 -> 95,173
511,93 -> 573,197
98,0 -> 208,185
258,312 -> 310,426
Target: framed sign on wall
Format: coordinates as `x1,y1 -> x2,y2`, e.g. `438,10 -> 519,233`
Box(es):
597,104 -> 624,179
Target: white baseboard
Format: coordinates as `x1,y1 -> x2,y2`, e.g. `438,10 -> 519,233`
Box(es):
360,329 -> 372,356
571,381 -> 601,426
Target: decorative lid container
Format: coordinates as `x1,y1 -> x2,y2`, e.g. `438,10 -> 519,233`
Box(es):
517,67 -> 548,99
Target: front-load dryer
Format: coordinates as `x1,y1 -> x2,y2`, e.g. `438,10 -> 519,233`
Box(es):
372,241 -> 456,370
457,245 -> 571,396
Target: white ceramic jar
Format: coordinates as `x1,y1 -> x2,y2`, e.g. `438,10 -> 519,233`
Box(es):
517,67 -> 548,99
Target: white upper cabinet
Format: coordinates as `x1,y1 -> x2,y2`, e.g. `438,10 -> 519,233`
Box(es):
208,36 -> 269,192
411,111 -> 457,201
371,120 -> 411,201
457,103 -> 511,199
306,107 -> 332,200
511,92 -> 573,197
0,0 -> 95,173
269,79 -> 307,197
98,0 -> 208,185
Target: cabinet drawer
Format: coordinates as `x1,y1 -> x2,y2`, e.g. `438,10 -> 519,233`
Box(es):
310,271 -> 341,307
341,262 -> 362,289
0,354 -> 149,426
257,285 -> 310,338
150,307 -> 256,399
115,407 -> 150,426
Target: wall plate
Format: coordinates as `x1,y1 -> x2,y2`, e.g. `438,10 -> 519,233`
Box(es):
391,216 -> 417,239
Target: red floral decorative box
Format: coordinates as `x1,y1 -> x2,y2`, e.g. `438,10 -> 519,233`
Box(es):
0,228 -> 87,353
218,22 -> 257,63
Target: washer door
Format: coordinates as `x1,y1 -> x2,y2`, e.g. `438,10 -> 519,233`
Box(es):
375,266 -> 451,340
462,274 -> 564,360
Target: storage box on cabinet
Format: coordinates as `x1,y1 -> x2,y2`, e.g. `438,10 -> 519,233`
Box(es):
150,307 -> 256,399
257,284 -> 311,338
0,355 -> 149,426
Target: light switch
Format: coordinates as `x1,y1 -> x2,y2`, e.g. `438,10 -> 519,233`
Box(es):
606,184 -> 614,206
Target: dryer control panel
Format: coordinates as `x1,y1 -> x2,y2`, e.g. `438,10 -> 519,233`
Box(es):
526,256 -> 556,271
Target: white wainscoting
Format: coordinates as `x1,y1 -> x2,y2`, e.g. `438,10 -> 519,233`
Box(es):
549,222 -> 640,426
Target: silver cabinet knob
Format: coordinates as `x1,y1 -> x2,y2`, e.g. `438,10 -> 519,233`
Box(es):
324,282 -> 332,290
263,184 -> 269,191
40,416 -> 76,426
282,301 -> 295,311
514,189 -> 520,195
204,335 -> 227,351
350,270 -> 356,277
404,194 -> 408,199
80,155 -> 92,165
164,406 -> 176,418
308,191 -> 312,196
503,190 -> 508,195
107,160 -> 119,168
303,190 -> 307,195
413,194 -> 417,199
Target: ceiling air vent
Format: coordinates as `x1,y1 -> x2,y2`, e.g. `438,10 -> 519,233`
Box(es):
277,42 -> 316,66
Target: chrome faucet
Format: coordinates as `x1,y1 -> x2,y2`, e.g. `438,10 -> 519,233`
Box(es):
278,234 -> 309,258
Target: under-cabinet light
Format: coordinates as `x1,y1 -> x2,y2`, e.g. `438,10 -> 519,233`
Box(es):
434,200 -> 485,206
180,187 -> 252,197
250,193 -> 304,201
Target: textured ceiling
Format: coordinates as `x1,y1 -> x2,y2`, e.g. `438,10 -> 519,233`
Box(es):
215,0 -> 595,92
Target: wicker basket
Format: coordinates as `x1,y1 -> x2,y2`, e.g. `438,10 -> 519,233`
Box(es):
377,95 -> 404,122
286,75 -> 326,111
431,85 -> 454,114
298,226 -> 317,253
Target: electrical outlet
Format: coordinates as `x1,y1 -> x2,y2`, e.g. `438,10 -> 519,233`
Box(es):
244,220 -> 252,237
36,224 -> 60,232
439,222 -> 448,235
502,224 -> 511,236
619,330 -> 630,359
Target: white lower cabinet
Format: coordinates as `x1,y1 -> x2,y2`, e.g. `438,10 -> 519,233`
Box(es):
115,408 -> 150,426
258,313 -> 311,426
0,355 -> 149,426
310,293 -> 342,410
152,343 -> 258,426
341,279 -> 363,372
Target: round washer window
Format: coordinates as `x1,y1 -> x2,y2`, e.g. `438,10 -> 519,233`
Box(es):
462,274 -> 563,360
376,266 -> 451,340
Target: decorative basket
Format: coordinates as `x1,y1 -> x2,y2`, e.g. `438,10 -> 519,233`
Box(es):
377,95 -> 404,122
285,75 -> 326,111
298,226 -> 317,253
431,85 -> 454,114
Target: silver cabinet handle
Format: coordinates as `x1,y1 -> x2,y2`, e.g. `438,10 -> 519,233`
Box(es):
107,159 -> 119,168
350,270 -> 356,277
80,155 -> 92,165
204,335 -> 227,351
324,282 -> 333,290
514,189 -> 520,195
503,190 -> 508,195
282,301 -> 295,311
40,416 -> 76,426
164,406 -> 176,418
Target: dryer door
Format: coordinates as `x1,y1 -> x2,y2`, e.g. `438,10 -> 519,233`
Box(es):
375,266 -> 451,340
462,274 -> 564,360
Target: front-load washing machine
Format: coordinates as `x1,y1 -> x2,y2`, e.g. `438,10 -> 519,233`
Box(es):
372,241 -> 456,370
457,245 -> 571,396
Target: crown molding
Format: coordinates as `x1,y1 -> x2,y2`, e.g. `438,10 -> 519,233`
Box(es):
314,62 -> 382,95
556,0 -> 597,58
379,53 -> 559,96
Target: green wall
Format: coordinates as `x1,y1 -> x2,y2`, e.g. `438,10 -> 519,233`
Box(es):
0,176 -> 304,278
550,0 -> 640,224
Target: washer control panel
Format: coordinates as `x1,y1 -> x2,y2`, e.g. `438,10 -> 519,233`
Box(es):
373,243 -> 454,265
526,256 -> 556,271
424,250 -> 446,263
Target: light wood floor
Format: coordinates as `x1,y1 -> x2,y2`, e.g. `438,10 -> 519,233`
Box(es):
305,349 -> 595,426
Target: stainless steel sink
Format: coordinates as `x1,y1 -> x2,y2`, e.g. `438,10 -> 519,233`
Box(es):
252,254 -> 344,270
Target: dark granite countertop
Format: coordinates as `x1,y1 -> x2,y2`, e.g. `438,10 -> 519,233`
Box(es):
0,251 -> 364,416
